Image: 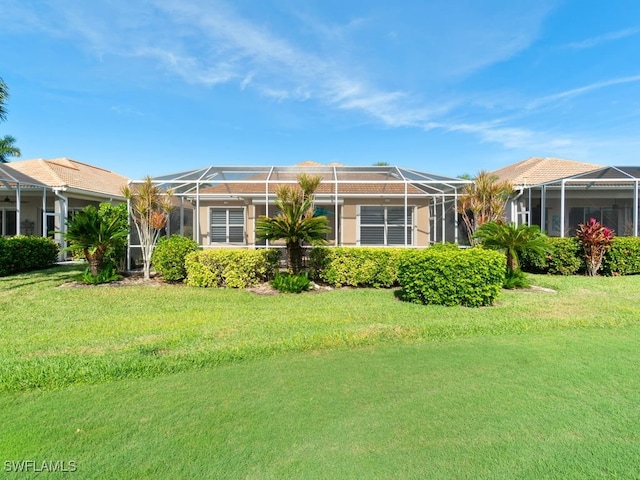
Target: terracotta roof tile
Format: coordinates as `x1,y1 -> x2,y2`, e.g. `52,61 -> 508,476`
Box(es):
9,158 -> 130,197
0,164 -> 46,187
491,157 -> 602,187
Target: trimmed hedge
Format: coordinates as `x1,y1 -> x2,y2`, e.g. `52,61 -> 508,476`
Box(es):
398,248 -> 505,307
601,237 -> 640,276
309,247 -> 408,288
0,236 -> 59,277
521,237 -> 583,276
185,249 -> 280,288
152,234 -> 200,282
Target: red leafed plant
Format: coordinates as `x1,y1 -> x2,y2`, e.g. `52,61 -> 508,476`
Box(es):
576,218 -> 615,276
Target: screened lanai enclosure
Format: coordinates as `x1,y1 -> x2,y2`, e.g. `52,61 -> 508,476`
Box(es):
0,164 -> 49,237
515,166 -> 640,237
128,165 -> 469,261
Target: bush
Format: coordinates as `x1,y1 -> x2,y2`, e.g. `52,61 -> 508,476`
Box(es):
81,262 -> 122,284
601,237 -> 640,276
398,248 -> 505,307
0,236 -> 59,276
521,237 -> 583,276
185,249 -> 280,288
503,270 -> 529,289
309,247 -> 408,288
271,272 -> 311,293
152,235 -> 200,282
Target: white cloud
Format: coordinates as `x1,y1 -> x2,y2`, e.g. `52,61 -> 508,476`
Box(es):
566,27 -> 640,49
528,75 -> 640,109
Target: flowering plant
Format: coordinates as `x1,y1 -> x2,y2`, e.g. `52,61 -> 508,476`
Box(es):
576,218 -> 615,276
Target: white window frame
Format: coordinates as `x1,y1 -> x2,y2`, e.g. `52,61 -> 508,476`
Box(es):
209,207 -> 246,244
357,205 -> 414,246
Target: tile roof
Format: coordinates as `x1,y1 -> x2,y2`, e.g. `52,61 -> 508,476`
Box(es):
490,157 -> 602,187
199,171 -> 425,196
8,158 -> 130,197
0,163 -> 46,187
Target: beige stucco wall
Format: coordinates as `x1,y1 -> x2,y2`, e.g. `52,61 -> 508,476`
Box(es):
198,201 -> 248,246
196,197 -> 432,247
341,198 -> 430,247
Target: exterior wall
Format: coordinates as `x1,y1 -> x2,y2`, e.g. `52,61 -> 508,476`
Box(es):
317,197 -> 429,247
197,200 -> 247,246
194,197 -> 433,248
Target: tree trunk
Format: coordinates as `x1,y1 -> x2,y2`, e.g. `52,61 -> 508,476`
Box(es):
287,241 -> 303,274
506,250 -> 518,274
586,259 -> 601,277
85,249 -> 103,278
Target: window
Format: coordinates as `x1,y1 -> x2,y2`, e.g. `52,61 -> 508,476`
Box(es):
210,208 -> 245,243
0,209 -> 17,236
360,206 -> 413,245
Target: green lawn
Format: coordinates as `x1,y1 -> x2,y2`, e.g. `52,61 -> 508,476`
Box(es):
2,265 -> 640,478
1,264 -> 639,392
2,328 -> 639,479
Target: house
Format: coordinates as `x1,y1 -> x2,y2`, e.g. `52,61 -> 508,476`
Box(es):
0,158 -> 129,255
142,163 -> 468,255
491,158 -> 640,237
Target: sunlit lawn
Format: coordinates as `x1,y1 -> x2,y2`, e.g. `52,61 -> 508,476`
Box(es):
1,265 -> 640,478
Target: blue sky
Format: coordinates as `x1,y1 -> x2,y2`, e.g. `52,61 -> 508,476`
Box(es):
1,0 -> 639,179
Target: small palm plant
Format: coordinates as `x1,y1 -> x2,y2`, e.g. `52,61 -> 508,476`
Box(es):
255,174 -> 330,274
63,205 -> 129,279
122,177 -> 174,280
457,171 -> 514,245
474,221 -> 546,288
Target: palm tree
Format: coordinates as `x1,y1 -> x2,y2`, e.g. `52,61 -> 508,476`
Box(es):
474,221 -> 546,276
0,77 -> 8,122
255,174 -> 330,274
0,78 -> 21,163
64,205 -> 129,277
457,171 -> 514,245
0,135 -> 21,163
122,177 -> 174,280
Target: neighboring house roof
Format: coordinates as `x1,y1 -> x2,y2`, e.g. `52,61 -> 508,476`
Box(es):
536,165 -> 640,189
491,157 -> 602,187
8,158 -> 129,197
0,163 -> 47,188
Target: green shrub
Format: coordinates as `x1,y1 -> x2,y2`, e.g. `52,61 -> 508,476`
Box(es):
152,234 -> 200,282
271,272 -> 311,293
521,237 -> 583,276
398,248 -> 505,307
0,236 -> 59,276
503,270 -> 530,289
81,262 -> 122,284
309,247 -> 408,288
601,237 -> 640,276
185,249 -> 280,288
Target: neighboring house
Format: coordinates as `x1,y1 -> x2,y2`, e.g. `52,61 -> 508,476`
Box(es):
492,157 -> 640,237
0,158 -> 129,255
144,163 -> 468,252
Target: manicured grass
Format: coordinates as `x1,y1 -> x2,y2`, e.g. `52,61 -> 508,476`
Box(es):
2,264 -> 640,391
1,327 -> 639,479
